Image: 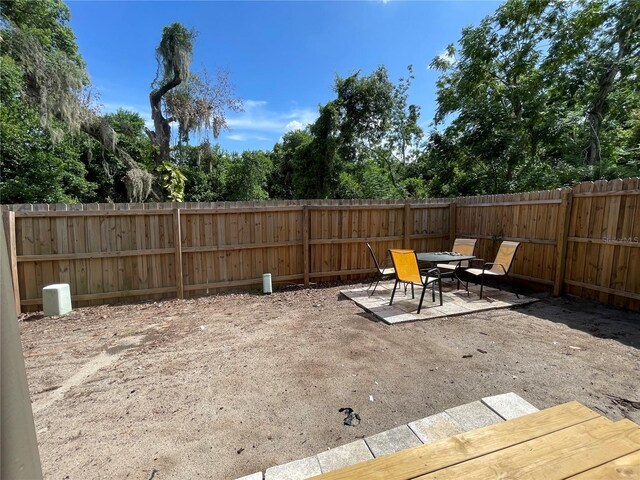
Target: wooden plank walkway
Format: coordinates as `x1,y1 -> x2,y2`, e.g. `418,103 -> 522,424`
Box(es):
311,402 -> 640,480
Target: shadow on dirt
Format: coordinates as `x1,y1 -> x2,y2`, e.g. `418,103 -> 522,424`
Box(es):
516,295 -> 640,350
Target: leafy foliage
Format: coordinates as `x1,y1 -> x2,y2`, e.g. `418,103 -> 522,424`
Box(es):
224,151 -> 273,201
2,0 -> 637,205
0,51 -> 94,203
157,161 -> 187,202
423,0 -> 640,196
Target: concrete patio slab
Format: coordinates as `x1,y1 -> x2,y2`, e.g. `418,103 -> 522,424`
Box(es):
264,456 -> 321,480
365,425 -> 422,457
445,400 -> 504,431
341,281 -> 537,324
408,411 -> 464,444
317,440 -> 374,473
482,392 -> 539,420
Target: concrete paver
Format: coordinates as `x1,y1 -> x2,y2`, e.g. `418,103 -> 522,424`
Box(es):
341,282 -> 537,324
445,401 -> 504,432
365,425 -> 422,457
408,412 -> 464,444
235,472 -> 263,480
264,456 -> 321,480
482,392 -> 539,420
316,440 -> 373,473
257,392 -> 537,478
445,400 -> 504,431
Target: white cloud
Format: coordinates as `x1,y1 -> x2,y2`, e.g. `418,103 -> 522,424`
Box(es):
285,120 -> 305,132
227,134 -> 247,141
97,97 -> 318,146
226,118 -> 283,130
244,99 -> 268,109
225,100 -> 318,139
226,133 -> 271,142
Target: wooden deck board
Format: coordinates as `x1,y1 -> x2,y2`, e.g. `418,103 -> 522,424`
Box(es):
416,417 -> 640,479
567,449 -> 640,479
311,401 -> 599,480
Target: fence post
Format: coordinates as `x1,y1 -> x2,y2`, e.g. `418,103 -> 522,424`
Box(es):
553,188 -> 573,296
173,208 -> 184,299
403,200 -> 411,249
449,200 -> 457,243
303,205 -> 309,286
2,211 -> 21,316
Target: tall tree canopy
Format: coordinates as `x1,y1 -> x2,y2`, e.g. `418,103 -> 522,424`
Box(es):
0,0 -> 160,202
144,22 -> 242,200
272,65 -> 424,199
423,0 -> 639,196
2,0 -> 636,205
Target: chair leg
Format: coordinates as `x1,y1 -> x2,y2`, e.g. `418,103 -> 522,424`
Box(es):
411,283 -> 415,299
509,275 -> 519,298
480,275 -> 484,299
371,277 -> 381,296
368,274 -> 377,293
389,279 -> 399,306
417,285 -> 428,314
438,279 -> 443,305
431,281 -> 435,302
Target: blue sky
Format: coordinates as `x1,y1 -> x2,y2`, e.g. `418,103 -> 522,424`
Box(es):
68,1 -> 501,152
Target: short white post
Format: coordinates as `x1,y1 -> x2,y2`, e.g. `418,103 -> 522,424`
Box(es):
262,273 -> 272,294
42,284 -> 72,316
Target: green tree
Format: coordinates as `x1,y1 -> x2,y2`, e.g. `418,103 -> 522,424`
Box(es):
178,141 -> 229,201
269,130 -> 313,199
84,109 -> 155,202
147,23 -> 242,164
224,151 -> 273,201
426,0 -> 640,196
289,66 -> 424,199
0,52 -> 94,203
1,0 -> 157,202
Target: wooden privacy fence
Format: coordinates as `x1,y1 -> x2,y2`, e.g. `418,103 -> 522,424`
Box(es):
2,178 -> 639,313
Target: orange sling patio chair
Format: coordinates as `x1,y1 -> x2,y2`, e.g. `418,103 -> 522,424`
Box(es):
388,249 -> 442,313
464,241 -> 521,299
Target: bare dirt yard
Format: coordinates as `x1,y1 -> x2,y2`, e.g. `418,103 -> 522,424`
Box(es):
20,282 -> 640,480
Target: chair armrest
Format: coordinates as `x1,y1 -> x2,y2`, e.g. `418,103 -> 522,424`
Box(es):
423,267 -> 441,280
470,258 -> 486,268
483,262 -> 507,274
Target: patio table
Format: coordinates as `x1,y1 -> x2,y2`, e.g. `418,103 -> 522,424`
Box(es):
417,252 -> 476,290
417,252 -> 476,265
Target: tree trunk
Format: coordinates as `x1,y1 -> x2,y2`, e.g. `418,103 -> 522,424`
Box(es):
147,76 -> 182,164
586,33 -> 628,165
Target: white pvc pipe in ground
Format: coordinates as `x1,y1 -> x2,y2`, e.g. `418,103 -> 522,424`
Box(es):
262,273 -> 272,294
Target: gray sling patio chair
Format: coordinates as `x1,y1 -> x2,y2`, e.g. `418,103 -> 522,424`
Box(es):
366,243 -> 395,295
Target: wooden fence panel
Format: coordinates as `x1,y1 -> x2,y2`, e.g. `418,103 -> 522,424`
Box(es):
4,182 -> 639,312
564,178 -> 640,310
306,203 -> 422,282
455,189 -> 562,286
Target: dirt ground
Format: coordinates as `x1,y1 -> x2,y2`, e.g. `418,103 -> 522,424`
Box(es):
20,281 -> 640,480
